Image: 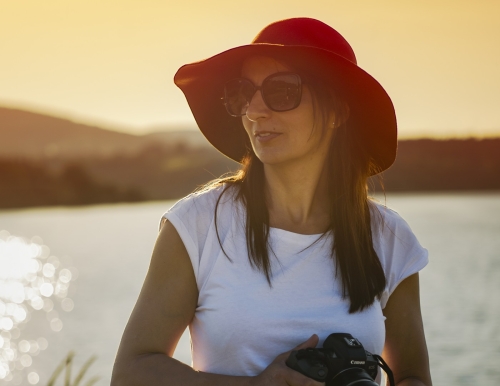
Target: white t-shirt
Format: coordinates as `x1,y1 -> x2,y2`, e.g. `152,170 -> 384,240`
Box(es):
161,185 -> 428,383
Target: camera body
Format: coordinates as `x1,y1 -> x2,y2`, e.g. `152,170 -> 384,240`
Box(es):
286,333 -> 391,386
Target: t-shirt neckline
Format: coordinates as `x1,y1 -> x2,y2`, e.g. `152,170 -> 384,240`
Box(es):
269,226 -> 324,238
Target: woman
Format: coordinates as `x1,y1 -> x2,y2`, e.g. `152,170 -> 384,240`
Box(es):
112,18 -> 432,386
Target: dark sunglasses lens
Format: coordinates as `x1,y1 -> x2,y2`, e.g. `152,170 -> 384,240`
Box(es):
224,79 -> 255,116
263,73 -> 301,111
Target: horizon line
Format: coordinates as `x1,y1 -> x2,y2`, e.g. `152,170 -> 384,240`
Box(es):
1,101 -> 500,140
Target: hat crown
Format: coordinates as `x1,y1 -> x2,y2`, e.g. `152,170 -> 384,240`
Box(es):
252,18 -> 357,65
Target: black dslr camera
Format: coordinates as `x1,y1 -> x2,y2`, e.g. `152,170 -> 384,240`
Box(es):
286,333 -> 395,386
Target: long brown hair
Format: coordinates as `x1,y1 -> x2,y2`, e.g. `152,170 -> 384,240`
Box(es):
204,61 -> 386,313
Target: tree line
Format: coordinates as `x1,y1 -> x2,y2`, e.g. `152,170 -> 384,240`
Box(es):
1,138 -> 499,209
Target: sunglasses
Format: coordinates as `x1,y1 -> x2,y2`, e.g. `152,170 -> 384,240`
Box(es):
223,72 -> 302,117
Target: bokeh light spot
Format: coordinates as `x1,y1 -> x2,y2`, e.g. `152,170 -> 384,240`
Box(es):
50,318 -> 63,332
18,340 -> 30,353
0,317 -> 13,331
13,307 -> 27,323
58,269 -> 72,283
61,298 -> 74,312
42,298 -> 54,312
30,297 -> 44,310
1,232 -> 76,381
3,347 -> 15,361
40,283 -> 54,297
36,338 -> 48,351
27,371 -> 39,384
20,354 -> 32,367
28,340 -> 39,355
42,263 -> 55,278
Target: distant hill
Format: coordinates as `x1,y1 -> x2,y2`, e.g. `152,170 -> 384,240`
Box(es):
377,138 -> 500,191
0,106 -> 499,209
0,107 -> 208,159
0,158 -> 143,208
143,129 -> 211,149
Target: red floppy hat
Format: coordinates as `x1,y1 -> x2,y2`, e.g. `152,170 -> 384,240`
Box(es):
174,17 -> 397,174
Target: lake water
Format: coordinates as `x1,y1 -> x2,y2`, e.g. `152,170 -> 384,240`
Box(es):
0,193 -> 499,385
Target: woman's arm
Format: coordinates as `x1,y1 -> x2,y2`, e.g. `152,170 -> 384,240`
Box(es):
111,220 -> 250,385
111,220 -> 322,386
382,273 -> 432,386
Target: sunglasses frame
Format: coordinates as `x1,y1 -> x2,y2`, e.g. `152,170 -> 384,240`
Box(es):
222,72 -> 303,117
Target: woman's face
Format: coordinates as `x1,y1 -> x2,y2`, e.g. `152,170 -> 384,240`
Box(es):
241,56 -> 334,167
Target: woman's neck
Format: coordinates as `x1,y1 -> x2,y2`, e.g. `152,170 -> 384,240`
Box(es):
264,157 -> 331,235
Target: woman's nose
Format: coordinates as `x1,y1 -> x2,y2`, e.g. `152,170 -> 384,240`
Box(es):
245,89 -> 271,122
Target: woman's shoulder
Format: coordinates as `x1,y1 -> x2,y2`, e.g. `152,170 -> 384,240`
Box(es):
368,198 -> 427,257
369,198 -> 428,263
159,183 -> 242,279
368,199 -> 429,307
368,199 -> 411,234
162,183 -> 238,223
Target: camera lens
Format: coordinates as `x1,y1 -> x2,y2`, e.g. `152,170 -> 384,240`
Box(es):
330,368 -> 378,386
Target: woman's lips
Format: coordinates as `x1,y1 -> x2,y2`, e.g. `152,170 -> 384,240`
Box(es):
255,132 -> 282,142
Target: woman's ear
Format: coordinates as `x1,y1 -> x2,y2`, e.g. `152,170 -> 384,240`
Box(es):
333,103 -> 350,128
326,110 -> 336,130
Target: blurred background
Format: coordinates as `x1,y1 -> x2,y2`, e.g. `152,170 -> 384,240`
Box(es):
0,0 -> 499,384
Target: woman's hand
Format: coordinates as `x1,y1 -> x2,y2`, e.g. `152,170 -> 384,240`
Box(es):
250,334 -> 325,386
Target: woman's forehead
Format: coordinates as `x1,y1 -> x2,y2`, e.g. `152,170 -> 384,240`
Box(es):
240,56 -> 291,78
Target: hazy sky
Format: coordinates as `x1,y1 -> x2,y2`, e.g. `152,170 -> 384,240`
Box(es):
1,0 -> 499,138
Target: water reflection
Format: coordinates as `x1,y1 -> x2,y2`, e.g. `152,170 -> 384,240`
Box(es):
0,230 -> 77,384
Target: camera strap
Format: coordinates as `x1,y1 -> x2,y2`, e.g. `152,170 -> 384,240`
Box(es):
372,354 -> 395,386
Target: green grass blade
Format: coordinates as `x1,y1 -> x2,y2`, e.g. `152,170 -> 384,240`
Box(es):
46,351 -> 75,386
82,376 -> 100,386
64,354 -> 72,386
72,355 -> 98,386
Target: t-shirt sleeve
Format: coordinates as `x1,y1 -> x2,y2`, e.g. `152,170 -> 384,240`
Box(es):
159,189 -> 219,282
371,204 -> 429,309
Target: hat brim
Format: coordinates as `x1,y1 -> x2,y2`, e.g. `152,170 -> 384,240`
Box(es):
174,44 -> 397,174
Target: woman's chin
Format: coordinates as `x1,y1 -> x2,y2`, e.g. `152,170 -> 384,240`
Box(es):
254,149 -> 285,165
255,150 -> 300,167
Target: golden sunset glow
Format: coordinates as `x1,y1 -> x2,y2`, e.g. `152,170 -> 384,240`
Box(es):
1,0 -> 499,138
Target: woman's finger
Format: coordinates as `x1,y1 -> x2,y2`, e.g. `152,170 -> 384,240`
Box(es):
286,367 -> 325,386
293,334 -> 319,350
274,334 -> 320,363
